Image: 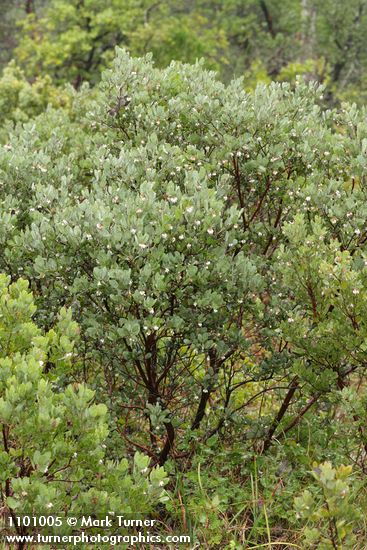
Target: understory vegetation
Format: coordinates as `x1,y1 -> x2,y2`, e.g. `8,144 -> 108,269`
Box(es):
1,2 -> 367,549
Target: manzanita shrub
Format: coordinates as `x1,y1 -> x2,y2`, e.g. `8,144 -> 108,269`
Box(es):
0,274 -> 167,536
1,48 -> 367,544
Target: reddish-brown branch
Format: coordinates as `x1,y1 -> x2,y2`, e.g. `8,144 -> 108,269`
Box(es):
232,156 -> 247,230
277,394 -> 320,438
248,176 -> 272,225
262,377 -> 299,452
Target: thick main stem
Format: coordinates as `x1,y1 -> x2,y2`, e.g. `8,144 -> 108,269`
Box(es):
262,377 -> 299,452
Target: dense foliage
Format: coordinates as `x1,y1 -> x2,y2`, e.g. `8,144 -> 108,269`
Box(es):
1,1 -> 367,548
0,274 -> 167,540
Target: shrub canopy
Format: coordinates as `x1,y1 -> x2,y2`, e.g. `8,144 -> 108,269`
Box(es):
1,50 -> 367,468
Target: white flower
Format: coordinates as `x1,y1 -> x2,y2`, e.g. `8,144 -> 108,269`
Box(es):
355,229 -> 361,235
207,228 -> 214,235
288,317 -> 294,323
186,206 -> 194,213
159,481 -> 165,487
96,223 -> 103,230
305,196 -> 311,202
139,243 -> 148,249
46,503 -> 53,509
179,234 -> 184,240
168,196 -> 178,204
352,288 -> 360,295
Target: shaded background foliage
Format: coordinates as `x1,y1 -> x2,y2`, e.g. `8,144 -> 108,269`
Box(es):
2,0 -> 367,101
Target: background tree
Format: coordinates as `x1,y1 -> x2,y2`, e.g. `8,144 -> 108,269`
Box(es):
2,0 -> 367,103
13,0 -> 226,87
